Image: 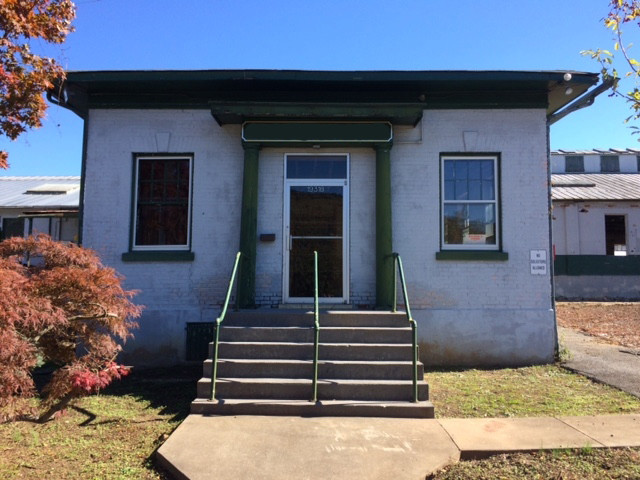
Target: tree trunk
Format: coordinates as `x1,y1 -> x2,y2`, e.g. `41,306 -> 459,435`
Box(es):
37,393 -> 73,423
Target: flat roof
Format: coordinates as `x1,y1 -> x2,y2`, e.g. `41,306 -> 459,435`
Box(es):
54,69 -> 600,124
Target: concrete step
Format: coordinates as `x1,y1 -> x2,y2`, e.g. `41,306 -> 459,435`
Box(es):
202,358 -> 424,380
219,326 -> 413,344
210,342 -> 414,361
225,310 -> 408,328
190,398 -> 435,418
196,377 -> 429,401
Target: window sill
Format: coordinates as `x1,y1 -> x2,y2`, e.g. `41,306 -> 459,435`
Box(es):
121,251 -> 195,262
436,251 -> 508,261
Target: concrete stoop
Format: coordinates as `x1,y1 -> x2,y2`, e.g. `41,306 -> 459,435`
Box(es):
190,310 -> 434,418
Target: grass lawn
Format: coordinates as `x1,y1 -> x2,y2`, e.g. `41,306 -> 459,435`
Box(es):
1,364 -> 639,479
0,366 -> 201,480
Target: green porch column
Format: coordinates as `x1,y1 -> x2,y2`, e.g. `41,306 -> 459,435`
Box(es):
238,144 -> 260,308
375,143 -> 394,308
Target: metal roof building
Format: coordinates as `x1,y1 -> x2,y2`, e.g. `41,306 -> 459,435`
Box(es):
0,176 -> 80,209
551,173 -> 640,201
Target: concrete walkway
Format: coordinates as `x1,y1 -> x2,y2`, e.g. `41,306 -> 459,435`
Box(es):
559,326 -> 640,398
156,414 -> 640,480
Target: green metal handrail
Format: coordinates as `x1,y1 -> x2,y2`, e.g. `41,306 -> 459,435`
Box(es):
392,253 -> 419,403
211,251 -> 242,400
311,251 -> 320,402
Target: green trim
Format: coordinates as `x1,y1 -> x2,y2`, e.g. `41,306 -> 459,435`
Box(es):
436,251 -> 509,261
237,145 -> 260,308
242,122 -> 392,143
129,153 -> 195,252
78,115 -> 89,245
554,255 -> 640,276
375,145 -> 393,308
439,153 -> 503,251
212,103 -> 423,126
121,251 -> 195,262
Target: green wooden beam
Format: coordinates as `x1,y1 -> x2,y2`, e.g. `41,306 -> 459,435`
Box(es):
212,103 -> 424,126
237,144 -> 260,308
376,144 -> 394,309
242,121 -> 393,143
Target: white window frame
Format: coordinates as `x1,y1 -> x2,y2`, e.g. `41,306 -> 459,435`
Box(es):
132,155 -> 193,251
441,155 -> 500,251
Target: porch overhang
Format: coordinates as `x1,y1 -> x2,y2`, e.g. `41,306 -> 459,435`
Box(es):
211,102 -> 423,127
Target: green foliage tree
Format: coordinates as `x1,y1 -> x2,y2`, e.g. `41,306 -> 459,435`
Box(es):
0,0 -> 76,169
583,1 -> 640,126
0,236 -> 141,422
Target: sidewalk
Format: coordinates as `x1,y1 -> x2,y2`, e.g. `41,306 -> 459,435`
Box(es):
559,326 -> 640,398
156,413 -> 640,480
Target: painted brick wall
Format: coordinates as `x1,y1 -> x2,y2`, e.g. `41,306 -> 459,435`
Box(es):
83,107 -> 555,366
392,109 -> 556,366
84,109 -> 244,364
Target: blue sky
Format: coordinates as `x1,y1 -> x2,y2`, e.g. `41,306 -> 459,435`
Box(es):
1,0 -> 638,176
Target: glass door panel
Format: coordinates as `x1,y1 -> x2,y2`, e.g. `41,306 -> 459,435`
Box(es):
287,184 -> 344,300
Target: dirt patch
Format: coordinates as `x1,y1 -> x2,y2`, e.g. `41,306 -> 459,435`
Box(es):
557,302 -> 640,350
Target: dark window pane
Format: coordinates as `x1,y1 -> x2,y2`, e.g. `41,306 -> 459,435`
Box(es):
289,238 -> 342,297
290,186 -> 343,236
443,204 -> 466,245
287,155 -> 347,179
1,218 -> 24,240
600,155 -> 620,173
605,215 -> 626,255
138,181 -> 152,201
135,158 -> 190,247
565,156 -> 584,173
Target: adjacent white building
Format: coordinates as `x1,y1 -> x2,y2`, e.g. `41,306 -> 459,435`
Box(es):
49,69 -> 604,366
551,150 -> 640,299
0,176 -> 80,242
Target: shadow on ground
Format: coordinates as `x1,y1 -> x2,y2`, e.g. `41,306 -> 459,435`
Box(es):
101,364 -> 201,422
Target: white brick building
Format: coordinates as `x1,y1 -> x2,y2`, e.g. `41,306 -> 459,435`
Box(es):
551,150 -> 640,299
0,177 -> 80,242
51,70 -> 603,366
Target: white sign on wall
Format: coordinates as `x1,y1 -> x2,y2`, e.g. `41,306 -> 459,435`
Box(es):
530,250 -> 547,275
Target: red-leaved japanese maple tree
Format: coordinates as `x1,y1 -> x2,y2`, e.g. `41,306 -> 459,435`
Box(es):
0,235 -> 141,422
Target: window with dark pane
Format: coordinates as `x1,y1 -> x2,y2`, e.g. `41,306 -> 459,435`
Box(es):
565,155 -> 584,173
442,156 -> 498,249
135,157 -> 191,248
600,155 -> 620,173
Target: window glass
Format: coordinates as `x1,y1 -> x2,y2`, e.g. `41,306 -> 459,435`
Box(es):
134,157 -> 191,249
565,155 -> 584,173
442,157 -> 498,249
286,155 -> 347,179
600,155 -> 620,173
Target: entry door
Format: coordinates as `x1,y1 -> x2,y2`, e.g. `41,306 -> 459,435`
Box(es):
284,155 -> 349,303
